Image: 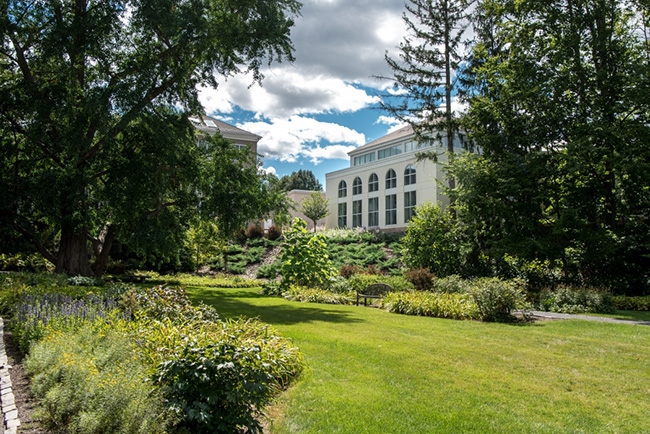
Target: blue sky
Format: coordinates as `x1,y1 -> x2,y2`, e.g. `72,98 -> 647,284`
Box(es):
197,0 -> 412,190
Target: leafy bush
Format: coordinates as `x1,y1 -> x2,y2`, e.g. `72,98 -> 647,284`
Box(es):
246,224 -> 264,239
261,280 -> 283,296
283,286 -> 353,305
430,275 -> 470,294
25,320 -> 169,434
401,203 -> 464,277
470,278 -> 528,322
0,253 -> 53,272
256,262 -> 281,279
383,291 -> 479,320
611,295 -> 650,311
267,225 -> 283,241
148,318 -> 303,434
279,219 -> 337,289
538,286 -> 616,314
340,264 -> 361,279
68,275 -> 104,286
404,268 -> 434,291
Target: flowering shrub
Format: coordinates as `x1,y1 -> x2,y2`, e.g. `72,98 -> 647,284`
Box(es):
538,286 -> 615,314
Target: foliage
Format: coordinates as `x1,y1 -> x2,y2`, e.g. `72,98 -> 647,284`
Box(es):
246,224 -> 265,239
300,192 -> 330,232
378,0 -> 472,166
256,263 -> 281,279
383,291 -> 479,320
401,203 -> 464,276
346,274 -> 414,293
283,286 -> 353,305
149,273 -> 264,289
149,318 -> 304,434
278,169 -> 323,192
0,0 -> 301,277
456,0 -> 650,295
611,296 -> 650,312
24,320 -> 169,434
279,219 -> 337,290
185,218 -> 224,272
404,268 -> 434,291
339,264 -> 361,279
267,225 -> 283,241
430,275 -> 470,294
67,276 -> 105,287
538,286 -> 616,314
469,278 -> 528,322
0,253 -> 53,272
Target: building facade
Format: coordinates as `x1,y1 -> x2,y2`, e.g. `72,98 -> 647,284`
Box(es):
325,125 -> 463,232
190,115 -> 261,153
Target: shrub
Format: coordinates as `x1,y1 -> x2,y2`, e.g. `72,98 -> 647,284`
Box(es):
383,291 -> 479,320
283,286 -> 353,305
340,264 -> 361,279
538,286 -> 616,314
430,275 -> 470,294
149,318 -> 304,434
257,262 -> 280,279
611,295 -> 650,311
347,274 -> 414,293
261,280 -> 283,296
246,224 -> 264,239
267,225 -> 283,241
405,268 -> 434,291
279,219 -> 337,290
470,278 -> 528,322
25,320 -> 169,434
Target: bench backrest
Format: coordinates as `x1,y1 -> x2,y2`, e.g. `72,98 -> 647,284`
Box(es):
360,283 -> 393,296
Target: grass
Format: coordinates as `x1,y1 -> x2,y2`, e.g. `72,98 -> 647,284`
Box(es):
582,310 -> 650,322
187,286 -> 650,434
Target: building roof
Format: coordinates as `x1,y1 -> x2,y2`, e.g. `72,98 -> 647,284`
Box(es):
190,115 -> 261,142
349,124 -> 414,156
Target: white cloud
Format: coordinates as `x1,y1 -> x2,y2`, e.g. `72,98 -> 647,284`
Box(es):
238,116 -> 364,164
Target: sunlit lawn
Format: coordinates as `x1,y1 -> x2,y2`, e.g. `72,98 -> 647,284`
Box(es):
187,286 -> 650,434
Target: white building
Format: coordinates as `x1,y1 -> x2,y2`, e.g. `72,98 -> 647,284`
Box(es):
190,115 -> 261,153
325,125 -> 463,232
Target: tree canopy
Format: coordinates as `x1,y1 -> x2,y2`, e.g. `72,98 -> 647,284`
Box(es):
300,192 -> 329,232
278,169 -> 323,191
0,0 -> 301,276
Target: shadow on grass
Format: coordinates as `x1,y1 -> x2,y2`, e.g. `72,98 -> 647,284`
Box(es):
188,287 -> 363,326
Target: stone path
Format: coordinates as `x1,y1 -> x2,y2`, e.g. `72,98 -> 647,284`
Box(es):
529,310 -> 650,326
0,318 -> 19,434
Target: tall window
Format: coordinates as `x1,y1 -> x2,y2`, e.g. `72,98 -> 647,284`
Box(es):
338,202 -> 347,228
352,200 -> 363,227
368,173 -> 379,192
404,191 -> 416,222
352,177 -> 363,195
385,194 -> 397,225
404,165 -> 416,186
386,169 -> 397,189
338,180 -> 347,198
368,197 -> 379,227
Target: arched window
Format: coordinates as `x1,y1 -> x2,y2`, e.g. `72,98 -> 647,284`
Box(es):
404,165 -> 416,185
352,177 -> 363,195
338,180 -> 347,198
368,173 -> 379,192
385,169 -> 397,189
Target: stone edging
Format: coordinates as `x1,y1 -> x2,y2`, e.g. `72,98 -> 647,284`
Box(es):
0,317 -> 20,433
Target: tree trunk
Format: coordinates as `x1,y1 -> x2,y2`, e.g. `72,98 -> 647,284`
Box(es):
55,225 -> 94,276
91,225 -> 116,277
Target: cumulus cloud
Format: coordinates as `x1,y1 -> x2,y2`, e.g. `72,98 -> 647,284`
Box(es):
238,116 -> 363,164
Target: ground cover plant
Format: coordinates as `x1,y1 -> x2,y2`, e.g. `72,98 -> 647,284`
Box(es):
1,273 -> 303,434
187,285 -> 650,434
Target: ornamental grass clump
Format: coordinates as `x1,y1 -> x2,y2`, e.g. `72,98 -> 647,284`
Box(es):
283,285 -> 353,305
383,291 -> 479,320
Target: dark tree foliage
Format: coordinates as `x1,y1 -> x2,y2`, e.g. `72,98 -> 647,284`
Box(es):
457,0 -> 650,294
0,0 -> 301,276
278,169 -> 323,191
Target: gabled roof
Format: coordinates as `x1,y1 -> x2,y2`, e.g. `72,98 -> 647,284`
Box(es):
190,115 -> 261,142
349,124 -> 414,155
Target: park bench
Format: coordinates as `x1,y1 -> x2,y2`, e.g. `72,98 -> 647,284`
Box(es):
356,283 -> 393,306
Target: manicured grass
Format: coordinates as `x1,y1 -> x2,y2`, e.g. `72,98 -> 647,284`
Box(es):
187,286 -> 650,434
587,310 -> 650,322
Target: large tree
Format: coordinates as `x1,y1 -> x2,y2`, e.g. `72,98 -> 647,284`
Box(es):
380,0 -> 472,192
278,169 -> 322,191
0,0 -> 301,276
457,0 -> 650,293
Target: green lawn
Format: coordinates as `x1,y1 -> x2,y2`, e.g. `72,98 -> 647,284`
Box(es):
187,286 -> 650,434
